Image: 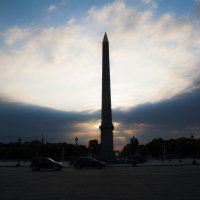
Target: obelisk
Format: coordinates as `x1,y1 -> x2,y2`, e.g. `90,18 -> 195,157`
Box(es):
99,32 -> 115,162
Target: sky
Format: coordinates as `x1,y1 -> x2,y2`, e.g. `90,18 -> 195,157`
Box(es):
0,0 -> 200,149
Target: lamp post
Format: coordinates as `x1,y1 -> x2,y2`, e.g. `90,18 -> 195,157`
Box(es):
162,143 -> 166,161
75,137 -> 78,147
178,140 -> 182,163
41,133 -> 44,143
75,137 -> 78,157
61,145 -> 65,161
130,137 -> 138,167
191,134 -> 197,165
16,137 -> 21,167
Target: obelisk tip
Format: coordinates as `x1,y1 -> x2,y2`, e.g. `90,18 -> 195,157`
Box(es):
103,32 -> 108,42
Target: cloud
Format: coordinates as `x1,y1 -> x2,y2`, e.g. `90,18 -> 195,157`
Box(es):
47,4 -> 57,12
113,82 -> 200,143
0,98 -> 99,143
143,0 -> 152,3
1,82 -> 200,147
194,0 -> 200,17
1,24 -> 100,111
142,0 -> 157,8
1,1 -> 200,112
1,1 -> 200,147
3,27 -> 32,45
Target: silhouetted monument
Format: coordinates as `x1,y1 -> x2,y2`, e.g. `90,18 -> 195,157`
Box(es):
99,33 -> 115,162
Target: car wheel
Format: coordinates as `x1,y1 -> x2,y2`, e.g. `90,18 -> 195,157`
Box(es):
77,164 -> 82,169
56,166 -> 61,171
96,164 -> 102,169
33,166 -> 39,171
32,166 -> 37,171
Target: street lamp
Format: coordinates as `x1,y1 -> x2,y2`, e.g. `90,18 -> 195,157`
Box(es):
130,137 -> 138,167
75,137 -> 79,157
16,137 -> 21,167
178,140 -> 182,163
191,134 -> 197,165
75,137 -> 78,147
162,143 -> 166,161
61,145 -> 65,162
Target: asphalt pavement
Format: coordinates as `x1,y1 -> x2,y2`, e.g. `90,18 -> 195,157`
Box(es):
1,165 -> 200,200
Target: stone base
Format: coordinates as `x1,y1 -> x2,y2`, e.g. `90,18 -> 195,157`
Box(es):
99,151 -> 116,163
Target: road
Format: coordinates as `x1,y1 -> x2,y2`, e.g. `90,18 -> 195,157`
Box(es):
1,165 -> 200,200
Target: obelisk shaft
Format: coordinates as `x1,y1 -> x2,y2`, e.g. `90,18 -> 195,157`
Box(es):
100,33 -> 114,162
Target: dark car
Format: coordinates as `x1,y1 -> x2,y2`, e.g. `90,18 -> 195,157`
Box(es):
74,157 -> 106,169
30,157 -> 63,171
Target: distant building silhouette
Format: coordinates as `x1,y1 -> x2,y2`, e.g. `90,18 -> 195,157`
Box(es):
88,139 -> 100,157
99,33 -> 115,162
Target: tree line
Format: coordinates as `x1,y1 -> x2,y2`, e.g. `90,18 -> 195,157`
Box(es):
120,136 -> 200,160
0,137 -> 199,161
0,140 -> 87,161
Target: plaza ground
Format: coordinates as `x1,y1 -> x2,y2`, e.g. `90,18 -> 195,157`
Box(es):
1,165 -> 200,200
0,158 -> 197,167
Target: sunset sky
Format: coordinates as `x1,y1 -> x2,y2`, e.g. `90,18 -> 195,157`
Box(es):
0,0 -> 200,149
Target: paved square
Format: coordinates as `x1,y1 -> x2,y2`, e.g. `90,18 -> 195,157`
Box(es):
1,165 -> 200,200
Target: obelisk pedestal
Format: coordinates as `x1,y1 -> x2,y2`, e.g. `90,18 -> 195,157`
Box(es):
99,33 -> 115,163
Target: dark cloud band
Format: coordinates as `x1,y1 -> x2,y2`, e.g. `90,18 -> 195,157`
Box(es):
1,85 -> 200,143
